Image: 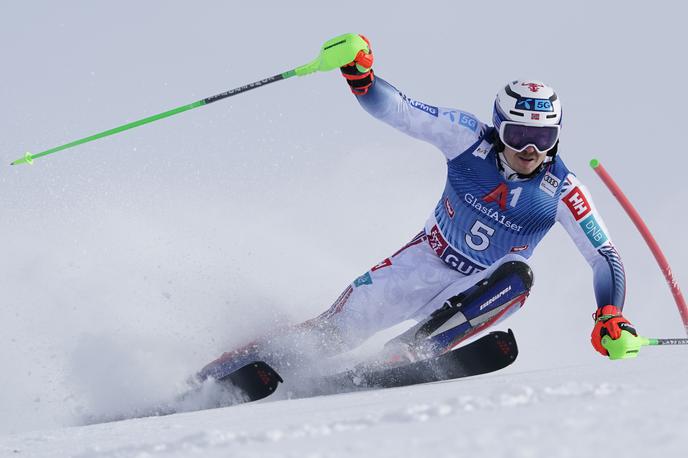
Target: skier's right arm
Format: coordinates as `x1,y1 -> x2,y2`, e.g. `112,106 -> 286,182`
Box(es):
340,38 -> 485,160
555,174 -> 641,358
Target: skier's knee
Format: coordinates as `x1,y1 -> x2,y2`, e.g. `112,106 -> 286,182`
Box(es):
438,257 -> 533,313
490,256 -> 533,290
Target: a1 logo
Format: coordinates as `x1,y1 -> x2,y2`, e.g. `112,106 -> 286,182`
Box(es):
483,183 -> 522,210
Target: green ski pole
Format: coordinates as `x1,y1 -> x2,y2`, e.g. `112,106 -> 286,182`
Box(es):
646,337 -> 688,345
11,33 -> 370,166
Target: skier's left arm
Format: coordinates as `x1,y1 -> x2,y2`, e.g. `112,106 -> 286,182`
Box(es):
556,174 -> 638,356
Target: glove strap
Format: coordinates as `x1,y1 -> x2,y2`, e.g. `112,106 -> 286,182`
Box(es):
341,65 -> 375,95
594,304 -> 622,322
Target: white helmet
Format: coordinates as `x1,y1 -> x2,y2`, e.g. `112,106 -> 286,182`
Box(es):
493,80 -> 562,128
493,80 -> 562,155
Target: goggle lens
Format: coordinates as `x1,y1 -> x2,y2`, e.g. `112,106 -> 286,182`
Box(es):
500,123 -> 559,153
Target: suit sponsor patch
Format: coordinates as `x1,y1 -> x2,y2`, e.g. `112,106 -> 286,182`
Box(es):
510,244 -> 529,253
441,110 -> 479,132
428,225 -> 484,275
428,225 -> 449,256
540,171 -> 560,197
564,187 -> 591,221
371,258 -> 392,272
407,98 -> 438,117
354,272 -> 373,287
580,215 -> 608,248
472,143 -> 490,159
444,197 -> 455,218
442,247 -> 484,276
459,113 -> 478,132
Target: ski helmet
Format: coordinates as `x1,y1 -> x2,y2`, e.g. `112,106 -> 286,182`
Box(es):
493,80 -> 562,155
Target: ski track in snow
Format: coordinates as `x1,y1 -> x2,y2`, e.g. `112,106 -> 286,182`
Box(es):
3,351 -> 686,458
76,382 -> 620,457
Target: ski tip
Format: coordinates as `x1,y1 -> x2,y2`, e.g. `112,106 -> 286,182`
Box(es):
589,158 -> 600,169
214,361 -> 284,403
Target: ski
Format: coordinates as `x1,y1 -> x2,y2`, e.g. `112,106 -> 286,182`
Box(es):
216,360 -> 284,402
92,330 -> 515,424
323,329 -> 518,390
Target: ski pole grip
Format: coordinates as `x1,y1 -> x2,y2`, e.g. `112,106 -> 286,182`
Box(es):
601,330 -> 649,360
294,33 -> 370,76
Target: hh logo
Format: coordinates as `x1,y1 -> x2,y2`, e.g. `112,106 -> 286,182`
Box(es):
483,183 -> 509,210
564,187 -> 591,221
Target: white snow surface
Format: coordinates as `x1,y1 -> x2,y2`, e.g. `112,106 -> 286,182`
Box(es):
3,350 -> 686,458
2,1 -> 688,457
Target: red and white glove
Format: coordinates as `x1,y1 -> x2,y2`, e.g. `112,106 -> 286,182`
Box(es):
591,305 -> 638,356
340,35 -> 374,95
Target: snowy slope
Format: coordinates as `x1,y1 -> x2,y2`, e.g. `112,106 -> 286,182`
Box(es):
2,347 -> 686,458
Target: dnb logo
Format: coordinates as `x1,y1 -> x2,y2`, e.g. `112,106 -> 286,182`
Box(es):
581,215 -> 608,248
354,272 -> 372,287
564,187 -> 591,221
565,187 -> 608,247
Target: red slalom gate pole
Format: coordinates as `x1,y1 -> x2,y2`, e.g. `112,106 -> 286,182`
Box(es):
590,159 -> 688,335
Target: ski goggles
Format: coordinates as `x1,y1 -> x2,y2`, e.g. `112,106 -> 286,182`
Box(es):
498,121 -> 560,154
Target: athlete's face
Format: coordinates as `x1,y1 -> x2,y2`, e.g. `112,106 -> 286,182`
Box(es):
502,145 -> 546,175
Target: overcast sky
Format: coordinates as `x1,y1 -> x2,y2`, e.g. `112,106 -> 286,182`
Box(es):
2,0 -> 687,433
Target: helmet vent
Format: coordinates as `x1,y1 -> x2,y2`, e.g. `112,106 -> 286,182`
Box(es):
546,114 -> 557,119
509,110 -> 524,117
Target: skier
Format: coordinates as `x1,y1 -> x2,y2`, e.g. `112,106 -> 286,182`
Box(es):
199,35 -> 637,382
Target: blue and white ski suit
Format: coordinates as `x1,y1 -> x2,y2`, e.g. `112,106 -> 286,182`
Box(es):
312,76 -> 626,348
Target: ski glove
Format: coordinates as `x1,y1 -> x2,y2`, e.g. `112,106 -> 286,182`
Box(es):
340,35 -> 374,96
591,305 -> 638,356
